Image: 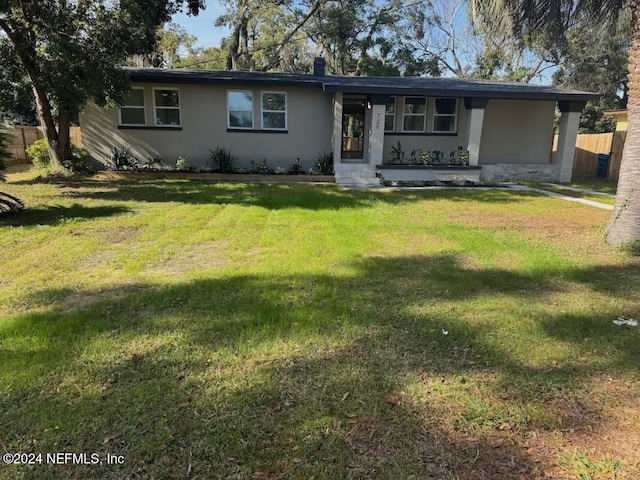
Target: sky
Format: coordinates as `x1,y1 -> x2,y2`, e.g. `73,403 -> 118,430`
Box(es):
171,3 -> 229,49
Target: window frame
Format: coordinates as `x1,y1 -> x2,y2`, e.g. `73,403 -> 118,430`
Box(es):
260,91 -> 287,131
402,96 -> 427,133
118,87 -> 146,127
227,90 -> 254,130
432,97 -> 459,133
384,96 -> 396,133
152,87 -> 181,127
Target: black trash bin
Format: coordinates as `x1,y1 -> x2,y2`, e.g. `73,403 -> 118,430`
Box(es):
596,153 -> 610,178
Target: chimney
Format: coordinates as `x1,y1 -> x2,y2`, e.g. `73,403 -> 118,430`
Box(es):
313,57 -> 326,76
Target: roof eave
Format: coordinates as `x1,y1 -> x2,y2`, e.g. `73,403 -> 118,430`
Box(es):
321,84 -> 600,103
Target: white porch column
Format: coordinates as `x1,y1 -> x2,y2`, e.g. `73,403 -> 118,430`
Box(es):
368,101 -> 386,166
332,92 -> 343,164
556,101 -> 584,183
463,98 -> 489,166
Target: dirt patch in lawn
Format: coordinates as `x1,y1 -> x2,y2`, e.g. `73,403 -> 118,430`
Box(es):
523,377 -> 640,479
448,208 -> 609,255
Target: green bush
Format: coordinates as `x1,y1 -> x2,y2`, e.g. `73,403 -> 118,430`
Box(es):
109,146 -> 138,170
315,151 -> 334,174
27,139 -> 92,172
287,157 -> 304,175
209,147 -> 234,173
26,138 -> 50,168
64,146 -> 92,173
175,156 -> 190,171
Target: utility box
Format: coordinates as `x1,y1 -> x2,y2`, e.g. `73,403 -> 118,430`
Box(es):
596,153 -> 610,179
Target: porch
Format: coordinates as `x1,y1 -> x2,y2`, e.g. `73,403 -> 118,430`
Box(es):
330,92 -> 583,187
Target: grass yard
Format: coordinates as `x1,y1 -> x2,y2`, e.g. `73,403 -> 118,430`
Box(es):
519,181 -> 617,206
568,175 -> 618,195
1,173 -> 639,480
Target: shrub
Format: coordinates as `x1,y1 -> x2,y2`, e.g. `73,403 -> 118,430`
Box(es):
26,138 -> 50,168
25,139 -> 92,172
145,156 -> 163,167
108,146 -> 139,170
287,157 -> 304,175
209,147 -> 234,173
175,156 -> 190,171
250,159 -> 275,174
63,146 -> 93,173
315,151 -> 334,174
389,141 -> 405,164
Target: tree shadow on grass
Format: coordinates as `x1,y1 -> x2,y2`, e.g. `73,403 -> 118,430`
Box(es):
0,203 -> 132,227
1,254 -> 639,478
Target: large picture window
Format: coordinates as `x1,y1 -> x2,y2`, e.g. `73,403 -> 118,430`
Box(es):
384,96 -> 396,132
119,88 -> 145,126
154,89 -> 181,126
402,97 -> 426,132
228,91 -> 254,129
261,92 -> 287,130
433,98 -> 458,132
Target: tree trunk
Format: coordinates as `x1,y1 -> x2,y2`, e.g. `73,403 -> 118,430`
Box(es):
32,86 -> 67,172
56,111 -> 71,165
606,0 -> 640,248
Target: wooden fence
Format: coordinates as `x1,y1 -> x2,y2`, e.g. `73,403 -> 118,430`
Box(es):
552,131 -> 625,181
4,126 -> 82,166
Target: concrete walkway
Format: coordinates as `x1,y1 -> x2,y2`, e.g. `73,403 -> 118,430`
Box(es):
509,185 -> 614,210
541,183 -> 616,198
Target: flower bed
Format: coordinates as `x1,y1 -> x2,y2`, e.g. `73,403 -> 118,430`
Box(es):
94,171 -> 335,183
376,164 -> 482,183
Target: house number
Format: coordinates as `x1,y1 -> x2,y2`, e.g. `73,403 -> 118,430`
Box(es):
375,113 -> 381,130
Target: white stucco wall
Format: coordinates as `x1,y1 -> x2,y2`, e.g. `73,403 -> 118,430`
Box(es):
80,84 -> 333,171
479,99 -> 556,165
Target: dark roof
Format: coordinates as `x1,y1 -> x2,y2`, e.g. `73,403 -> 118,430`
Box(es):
125,68 -> 599,102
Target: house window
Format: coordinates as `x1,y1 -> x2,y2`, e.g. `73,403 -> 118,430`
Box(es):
119,88 -> 145,126
261,92 -> 287,130
228,91 -> 254,129
154,88 -> 181,126
433,98 -> 458,132
402,97 -> 426,132
384,96 -> 396,132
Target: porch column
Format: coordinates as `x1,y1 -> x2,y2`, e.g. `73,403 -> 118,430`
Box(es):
368,95 -> 387,166
556,101 -> 585,183
464,98 -> 489,166
332,92 -> 343,164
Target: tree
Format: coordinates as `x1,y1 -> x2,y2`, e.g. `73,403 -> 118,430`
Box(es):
0,42 -> 38,126
0,1 -> 204,172
470,0 -> 638,249
304,0 -> 416,76
176,46 -> 229,71
552,13 -> 629,133
129,23 -> 199,68
215,0 -> 323,72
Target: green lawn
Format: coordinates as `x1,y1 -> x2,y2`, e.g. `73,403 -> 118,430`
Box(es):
520,181 -> 617,205
568,175 -> 619,195
1,174 -> 639,479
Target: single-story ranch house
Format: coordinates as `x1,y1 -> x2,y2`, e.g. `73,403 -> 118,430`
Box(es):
80,58 -> 599,186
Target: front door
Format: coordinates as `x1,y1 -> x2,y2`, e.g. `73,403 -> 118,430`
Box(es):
342,98 -> 366,160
